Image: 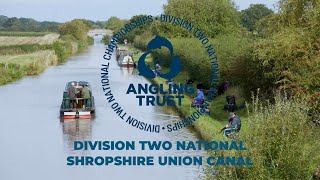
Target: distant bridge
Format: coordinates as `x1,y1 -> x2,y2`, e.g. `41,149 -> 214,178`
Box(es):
87,29 -> 113,37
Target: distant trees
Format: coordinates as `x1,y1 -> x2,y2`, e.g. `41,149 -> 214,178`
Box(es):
94,21 -> 106,29
0,15 -> 60,32
59,19 -> 91,41
2,17 -> 21,31
240,4 -> 274,31
0,15 -> 107,32
105,16 -> 124,32
0,15 -> 8,26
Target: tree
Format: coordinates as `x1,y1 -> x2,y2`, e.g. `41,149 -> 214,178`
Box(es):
105,16 -> 124,32
0,15 -> 60,32
252,0 -> 320,105
0,15 -> 8,27
95,21 -> 106,29
163,0 -> 240,38
59,20 -> 90,41
240,4 -> 274,31
121,15 -> 152,42
3,17 -> 21,31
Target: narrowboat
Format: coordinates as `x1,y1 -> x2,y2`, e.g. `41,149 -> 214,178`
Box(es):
120,54 -> 135,67
60,81 -> 95,120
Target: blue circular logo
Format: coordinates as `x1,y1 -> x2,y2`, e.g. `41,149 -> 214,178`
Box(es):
137,35 -> 182,80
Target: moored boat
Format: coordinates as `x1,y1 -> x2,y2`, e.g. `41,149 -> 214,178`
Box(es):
120,55 -> 135,67
116,47 -> 128,60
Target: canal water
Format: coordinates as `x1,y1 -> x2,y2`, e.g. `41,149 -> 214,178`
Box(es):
0,37 -> 205,180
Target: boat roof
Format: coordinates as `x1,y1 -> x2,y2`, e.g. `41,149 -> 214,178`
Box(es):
67,81 -> 89,84
66,81 -> 91,87
118,46 -> 128,51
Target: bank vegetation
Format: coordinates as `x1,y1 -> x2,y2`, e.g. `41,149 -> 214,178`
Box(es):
0,19 -> 94,85
108,0 -> 320,178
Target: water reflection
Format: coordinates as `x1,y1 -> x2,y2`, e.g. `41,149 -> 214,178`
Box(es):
93,35 -> 104,46
120,67 -> 135,79
61,119 -> 93,152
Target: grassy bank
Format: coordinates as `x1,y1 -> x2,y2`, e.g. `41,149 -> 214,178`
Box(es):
0,28 -> 93,85
150,73 -> 244,142
210,96 -> 320,179
125,43 -> 320,178
143,61 -> 319,179
0,50 -> 57,85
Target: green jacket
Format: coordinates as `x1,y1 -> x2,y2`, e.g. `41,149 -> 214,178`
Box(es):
82,86 -> 91,99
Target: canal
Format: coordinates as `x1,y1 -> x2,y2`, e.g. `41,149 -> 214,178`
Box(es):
0,36 -> 205,180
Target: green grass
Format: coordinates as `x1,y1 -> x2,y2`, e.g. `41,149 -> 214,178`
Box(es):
212,96 -> 320,179
0,44 -> 52,55
0,31 -> 92,86
0,50 -> 58,85
0,50 -> 57,66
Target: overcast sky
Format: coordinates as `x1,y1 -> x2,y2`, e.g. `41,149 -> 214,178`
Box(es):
0,0 -> 278,22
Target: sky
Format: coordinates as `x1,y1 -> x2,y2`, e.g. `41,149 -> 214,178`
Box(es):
0,0 -> 278,22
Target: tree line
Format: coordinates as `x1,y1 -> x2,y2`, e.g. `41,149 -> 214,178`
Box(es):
0,15 -> 106,32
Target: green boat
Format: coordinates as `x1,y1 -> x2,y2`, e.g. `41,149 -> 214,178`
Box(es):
60,81 -> 95,119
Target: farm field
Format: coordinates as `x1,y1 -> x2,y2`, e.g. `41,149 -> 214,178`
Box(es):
0,33 -> 59,46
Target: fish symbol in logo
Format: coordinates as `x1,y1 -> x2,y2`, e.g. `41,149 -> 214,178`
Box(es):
138,35 -> 182,79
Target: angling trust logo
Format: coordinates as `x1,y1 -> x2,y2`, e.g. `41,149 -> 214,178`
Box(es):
126,35 -> 194,107
101,14 -> 218,133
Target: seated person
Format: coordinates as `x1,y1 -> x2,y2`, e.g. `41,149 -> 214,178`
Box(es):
192,89 -> 205,107
74,85 -> 82,108
185,79 -> 194,84
68,82 -> 77,108
155,63 -> 162,73
82,84 -> 91,108
220,112 -> 241,137
167,79 -> 176,92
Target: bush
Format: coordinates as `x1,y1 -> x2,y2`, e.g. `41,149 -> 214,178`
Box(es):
87,36 -> 94,45
133,31 -> 153,51
59,20 -> 90,42
52,41 -> 72,63
102,35 -> 111,45
0,63 -> 24,85
133,32 -> 253,89
212,94 -> 320,179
